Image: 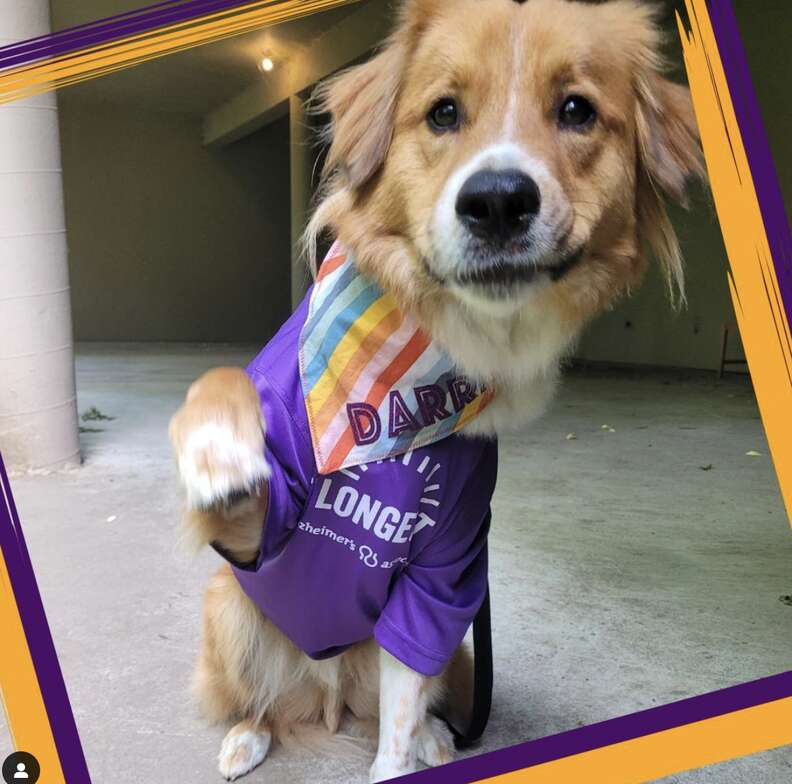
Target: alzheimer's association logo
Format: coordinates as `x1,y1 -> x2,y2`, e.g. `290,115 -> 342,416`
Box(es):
2,752 -> 40,784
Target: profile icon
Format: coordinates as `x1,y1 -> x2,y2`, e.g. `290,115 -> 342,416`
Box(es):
1,753 -> 39,784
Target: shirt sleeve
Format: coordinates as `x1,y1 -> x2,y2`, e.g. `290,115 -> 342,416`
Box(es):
374,446 -> 495,676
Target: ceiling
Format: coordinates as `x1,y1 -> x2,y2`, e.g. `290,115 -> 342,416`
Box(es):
49,0 -> 377,115
45,0 -> 691,117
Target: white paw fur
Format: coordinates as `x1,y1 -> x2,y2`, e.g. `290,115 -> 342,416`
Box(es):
179,421 -> 270,510
369,717 -> 454,781
417,716 -> 454,767
218,723 -> 271,781
369,757 -> 414,783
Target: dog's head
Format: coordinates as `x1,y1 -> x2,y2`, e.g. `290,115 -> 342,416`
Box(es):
309,0 -> 704,370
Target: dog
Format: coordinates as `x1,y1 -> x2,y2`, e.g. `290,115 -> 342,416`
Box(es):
169,0 -> 704,780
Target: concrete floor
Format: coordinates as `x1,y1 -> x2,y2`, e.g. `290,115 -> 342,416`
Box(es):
2,344 -> 791,783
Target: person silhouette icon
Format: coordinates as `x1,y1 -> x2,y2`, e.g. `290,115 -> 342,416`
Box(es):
2,753 -> 39,784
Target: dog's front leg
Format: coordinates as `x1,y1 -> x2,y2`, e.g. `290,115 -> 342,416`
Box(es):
370,649 -> 432,782
169,367 -> 269,563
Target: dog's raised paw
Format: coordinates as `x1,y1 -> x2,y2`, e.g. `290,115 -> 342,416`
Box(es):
179,421 -> 270,512
218,722 -> 271,781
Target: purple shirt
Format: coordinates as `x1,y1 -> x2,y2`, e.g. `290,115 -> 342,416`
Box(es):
229,294 -> 498,676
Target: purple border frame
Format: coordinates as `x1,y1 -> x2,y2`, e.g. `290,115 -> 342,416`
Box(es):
0,455 -> 92,783
0,1 -> 261,70
702,0 -> 792,327
0,0 -> 789,782
2,447 -> 789,784
403,671 -> 792,783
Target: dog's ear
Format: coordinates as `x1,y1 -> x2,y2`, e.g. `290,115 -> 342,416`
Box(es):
636,75 -> 704,206
314,0 -> 451,189
634,74 -> 705,303
315,42 -> 405,189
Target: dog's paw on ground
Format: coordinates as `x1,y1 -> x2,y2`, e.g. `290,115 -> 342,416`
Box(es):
369,758 -> 414,783
369,717 -> 454,781
417,716 -> 454,767
218,721 -> 271,781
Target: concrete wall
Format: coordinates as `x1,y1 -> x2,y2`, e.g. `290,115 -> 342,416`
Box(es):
574,0 -> 789,371
58,100 -> 292,342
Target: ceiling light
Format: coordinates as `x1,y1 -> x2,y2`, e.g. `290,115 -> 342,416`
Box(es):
260,56 -> 274,73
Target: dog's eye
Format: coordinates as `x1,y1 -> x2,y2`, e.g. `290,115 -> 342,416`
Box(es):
427,98 -> 460,132
558,95 -> 596,128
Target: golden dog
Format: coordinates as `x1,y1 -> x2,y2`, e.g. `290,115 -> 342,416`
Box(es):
169,0 -> 704,779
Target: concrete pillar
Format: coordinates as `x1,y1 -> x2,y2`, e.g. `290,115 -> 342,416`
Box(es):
289,93 -> 312,310
0,0 -> 80,471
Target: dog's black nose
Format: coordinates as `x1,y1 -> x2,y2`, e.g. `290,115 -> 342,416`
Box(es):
455,169 -> 541,242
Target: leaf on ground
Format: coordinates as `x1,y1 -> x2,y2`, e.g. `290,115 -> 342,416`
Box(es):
565,433 -> 577,440
81,406 -> 115,422
745,450 -> 761,457
699,464 -> 713,471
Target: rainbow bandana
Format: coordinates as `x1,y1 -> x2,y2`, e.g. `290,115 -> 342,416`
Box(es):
299,243 -> 494,474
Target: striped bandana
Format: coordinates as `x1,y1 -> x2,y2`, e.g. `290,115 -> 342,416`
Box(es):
299,242 -> 494,475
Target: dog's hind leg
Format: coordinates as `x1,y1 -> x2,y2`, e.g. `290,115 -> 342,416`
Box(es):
218,718 -> 272,781
323,685 -> 345,734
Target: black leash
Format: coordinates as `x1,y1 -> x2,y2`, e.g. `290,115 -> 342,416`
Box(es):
445,507 -> 494,750
447,585 -> 493,750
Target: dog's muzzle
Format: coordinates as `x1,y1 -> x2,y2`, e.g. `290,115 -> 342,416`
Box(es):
449,167 -> 582,293
454,246 -> 584,291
